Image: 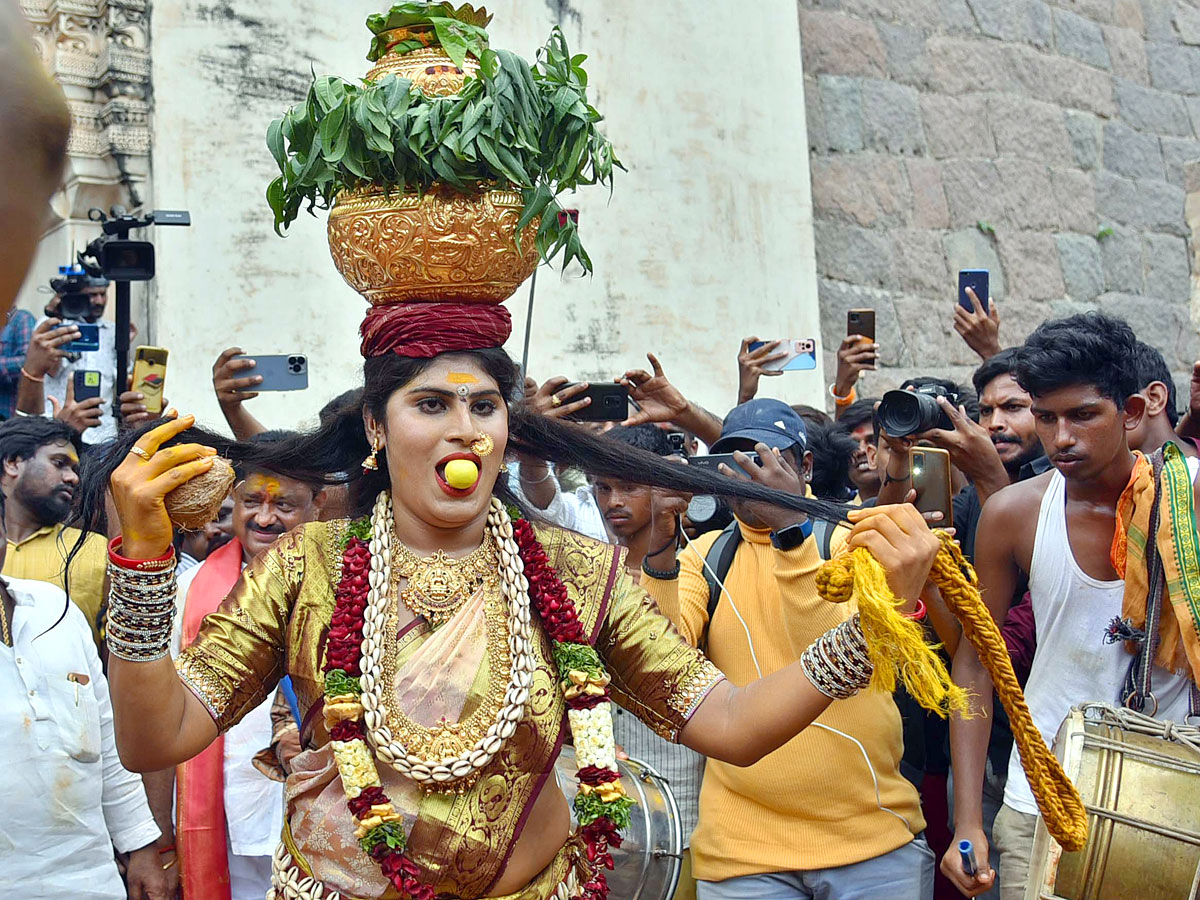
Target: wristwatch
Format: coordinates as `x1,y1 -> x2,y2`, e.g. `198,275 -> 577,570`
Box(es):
770,519 -> 813,552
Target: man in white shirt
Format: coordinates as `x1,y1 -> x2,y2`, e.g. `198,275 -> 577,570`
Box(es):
0,522 -> 165,898
169,442 -> 325,900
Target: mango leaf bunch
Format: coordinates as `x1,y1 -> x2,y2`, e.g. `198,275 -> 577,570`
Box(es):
266,20 -> 621,273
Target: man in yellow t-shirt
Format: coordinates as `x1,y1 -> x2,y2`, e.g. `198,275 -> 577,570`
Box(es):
644,400 -> 934,900
0,417 -> 107,645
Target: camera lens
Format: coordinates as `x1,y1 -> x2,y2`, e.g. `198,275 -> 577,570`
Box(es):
877,389 -> 943,439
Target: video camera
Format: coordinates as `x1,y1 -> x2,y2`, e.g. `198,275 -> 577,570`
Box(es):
76,206 -> 190,283
876,382 -> 960,439
48,265 -> 108,322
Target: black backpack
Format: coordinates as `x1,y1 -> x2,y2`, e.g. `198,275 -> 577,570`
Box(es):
699,519 -> 837,649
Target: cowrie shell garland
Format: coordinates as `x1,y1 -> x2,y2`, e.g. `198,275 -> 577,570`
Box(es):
358,492 -> 536,785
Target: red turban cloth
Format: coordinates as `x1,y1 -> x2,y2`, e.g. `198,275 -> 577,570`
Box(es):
360,302 -> 512,359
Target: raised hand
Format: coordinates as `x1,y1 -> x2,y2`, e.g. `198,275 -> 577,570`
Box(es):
51,377 -> 104,433
526,375 -> 592,419
737,337 -> 786,405
213,347 -> 262,406
953,287 -> 1001,361
23,317 -> 79,378
844,503 -> 942,609
110,415 -> 218,560
834,335 -> 878,399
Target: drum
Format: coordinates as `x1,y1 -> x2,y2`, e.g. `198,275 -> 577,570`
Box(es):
554,745 -> 683,900
1026,703 -> 1200,900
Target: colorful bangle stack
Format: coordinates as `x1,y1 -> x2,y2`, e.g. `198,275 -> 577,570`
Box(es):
800,614 -> 873,700
105,539 -> 178,662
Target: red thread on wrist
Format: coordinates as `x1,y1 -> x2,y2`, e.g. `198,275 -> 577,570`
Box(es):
157,844 -> 176,855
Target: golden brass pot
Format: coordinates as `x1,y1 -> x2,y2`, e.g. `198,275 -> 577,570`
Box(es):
326,185 -> 538,306
367,27 -> 479,96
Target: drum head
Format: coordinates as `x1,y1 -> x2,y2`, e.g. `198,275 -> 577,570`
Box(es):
555,745 -> 683,900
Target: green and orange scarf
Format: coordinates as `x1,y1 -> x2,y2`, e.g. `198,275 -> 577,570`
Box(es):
1111,444 -> 1200,683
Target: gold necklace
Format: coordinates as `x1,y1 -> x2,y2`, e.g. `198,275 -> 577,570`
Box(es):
0,597 -> 10,646
392,533 -> 499,625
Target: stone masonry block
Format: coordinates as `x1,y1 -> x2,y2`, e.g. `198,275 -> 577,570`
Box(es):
1142,232 -> 1191,300
1114,78 -> 1194,135
1053,8 -> 1112,69
967,0 -> 1053,48
1140,0 -> 1177,41
814,222 -> 894,287
1096,170 -> 1141,226
1160,135 -> 1200,186
941,159 -> 1008,228
893,292 -> 958,367
1099,225 -> 1144,293
1102,119 -> 1165,180
1051,167 -> 1098,233
939,0 -> 979,34
997,230 -> 1066,301
1137,178 -> 1188,235
1055,233 -> 1105,301
943,228 -> 1007,299
907,158 -> 951,228
878,22 -> 930,86
805,76 -> 827,151
1104,24 -> 1150,84
889,229 -> 952,295
801,10 -> 888,77
1064,109 -> 1102,169
838,0 -> 944,22
1178,4 -> 1200,46
819,75 -> 863,152
925,36 -> 1019,94
1187,98 -> 1200,140
1146,42 -> 1200,94
810,155 -> 913,227
1112,0 -> 1144,33
921,93 -> 994,159
997,158 -> 1060,229
861,79 -> 927,154
1008,44 -> 1115,116
990,95 -> 1074,163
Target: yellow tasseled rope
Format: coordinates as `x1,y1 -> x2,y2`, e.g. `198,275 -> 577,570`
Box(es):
815,531 -> 1089,853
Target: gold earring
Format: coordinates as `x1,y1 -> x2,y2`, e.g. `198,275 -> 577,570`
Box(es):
471,432 -> 495,457
362,438 -> 381,472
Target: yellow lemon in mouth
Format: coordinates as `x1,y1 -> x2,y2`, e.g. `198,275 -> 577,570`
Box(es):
443,458 -> 480,490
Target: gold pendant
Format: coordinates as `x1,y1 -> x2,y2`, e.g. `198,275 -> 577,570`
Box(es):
393,535 -> 498,625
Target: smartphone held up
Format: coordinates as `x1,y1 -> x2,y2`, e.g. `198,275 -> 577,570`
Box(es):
747,339 -> 818,372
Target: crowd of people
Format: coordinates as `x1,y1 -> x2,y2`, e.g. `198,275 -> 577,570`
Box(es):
3,12 -> 1199,900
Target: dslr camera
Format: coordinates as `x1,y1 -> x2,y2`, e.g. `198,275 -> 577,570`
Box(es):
876,383 -> 959,439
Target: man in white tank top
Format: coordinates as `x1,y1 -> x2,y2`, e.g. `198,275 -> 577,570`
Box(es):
942,314 -> 1197,900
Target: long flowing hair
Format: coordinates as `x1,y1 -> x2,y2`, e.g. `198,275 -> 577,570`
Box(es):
69,349 -> 849,552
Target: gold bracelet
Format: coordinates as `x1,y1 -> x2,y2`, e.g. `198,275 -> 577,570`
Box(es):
20,367 -> 44,383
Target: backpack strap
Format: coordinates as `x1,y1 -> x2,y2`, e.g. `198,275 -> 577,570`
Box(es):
813,518 -> 837,561
700,522 -> 742,650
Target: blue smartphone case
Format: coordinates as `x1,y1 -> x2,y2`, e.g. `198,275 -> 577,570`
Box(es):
64,323 -> 100,353
958,270 -> 989,313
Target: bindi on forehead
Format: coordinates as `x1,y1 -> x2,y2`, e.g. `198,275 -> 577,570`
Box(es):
244,474 -> 283,496
447,372 -> 479,384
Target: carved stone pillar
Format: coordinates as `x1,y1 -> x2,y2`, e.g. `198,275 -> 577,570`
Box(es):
17,0 -> 151,313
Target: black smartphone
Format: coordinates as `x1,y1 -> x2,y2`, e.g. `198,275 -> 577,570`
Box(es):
565,383 -> 628,422
690,451 -> 762,479
958,269 -> 989,313
73,369 -> 102,402
64,323 -> 100,353
847,309 -> 875,342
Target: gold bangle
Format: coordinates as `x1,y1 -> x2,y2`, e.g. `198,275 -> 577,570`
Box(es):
20,367 -> 44,383
161,856 -> 178,871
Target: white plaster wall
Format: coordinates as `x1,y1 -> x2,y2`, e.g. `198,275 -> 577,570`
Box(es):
148,0 -> 821,432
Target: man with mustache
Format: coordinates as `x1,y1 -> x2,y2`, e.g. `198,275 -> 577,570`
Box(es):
169,431 -> 326,900
943,314 -> 1199,898
0,417 -> 108,647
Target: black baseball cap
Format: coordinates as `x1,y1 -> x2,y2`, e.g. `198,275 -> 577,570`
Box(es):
711,399 -> 809,454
